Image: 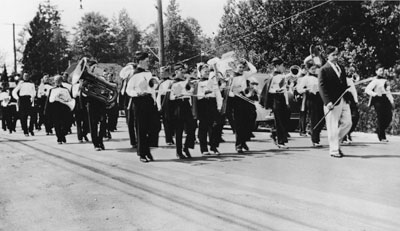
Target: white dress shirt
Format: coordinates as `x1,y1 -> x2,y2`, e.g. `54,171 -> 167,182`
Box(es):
126,71 -> 156,97
228,75 -> 247,97
12,81 -> 36,101
196,77 -> 223,110
365,77 -> 394,105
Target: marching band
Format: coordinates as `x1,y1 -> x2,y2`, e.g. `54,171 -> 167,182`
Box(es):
0,46 -> 398,162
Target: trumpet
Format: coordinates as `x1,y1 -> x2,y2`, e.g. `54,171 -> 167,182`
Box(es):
289,65 -> 301,78
148,77 -> 159,89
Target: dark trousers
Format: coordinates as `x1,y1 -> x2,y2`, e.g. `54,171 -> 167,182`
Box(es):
171,99 -> 195,155
87,100 -> 107,148
74,98 -> 89,141
106,104 -> 119,131
2,105 -> 17,132
372,96 -> 392,140
160,95 -> 175,143
125,98 -> 137,146
272,94 -> 289,145
348,101 -> 359,135
307,94 -> 324,144
232,97 -> 253,148
51,102 -> 71,143
19,96 -> 35,134
132,95 -> 155,157
197,98 -> 220,153
226,97 -> 235,132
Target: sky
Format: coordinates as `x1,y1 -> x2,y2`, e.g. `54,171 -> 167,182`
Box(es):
0,0 -> 226,72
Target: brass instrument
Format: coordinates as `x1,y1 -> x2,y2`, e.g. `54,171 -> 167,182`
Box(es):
72,58 -> 118,108
289,65 -> 301,78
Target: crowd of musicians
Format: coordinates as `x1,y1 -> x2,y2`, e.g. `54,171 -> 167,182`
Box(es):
0,45 -> 396,161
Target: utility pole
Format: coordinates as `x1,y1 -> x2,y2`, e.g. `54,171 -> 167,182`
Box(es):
13,23 -> 17,74
157,0 -> 165,67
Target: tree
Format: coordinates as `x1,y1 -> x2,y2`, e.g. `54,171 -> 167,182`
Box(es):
71,12 -> 115,62
164,0 -> 200,67
110,9 -> 142,65
22,2 -> 69,79
216,0 -> 399,69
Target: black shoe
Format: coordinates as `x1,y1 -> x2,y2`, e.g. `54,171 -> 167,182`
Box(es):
210,147 -> 221,155
236,146 -> 243,153
24,133 -> 29,137
139,157 -> 149,163
30,131 -> 35,136
146,153 -> 154,161
83,135 -> 89,142
183,148 -> 192,158
176,153 -> 186,159
99,143 -> 105,150
242,143 -> 249,151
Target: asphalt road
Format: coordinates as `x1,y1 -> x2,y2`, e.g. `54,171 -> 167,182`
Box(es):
1,119 -> 400,231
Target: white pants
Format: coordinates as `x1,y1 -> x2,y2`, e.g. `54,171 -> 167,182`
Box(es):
324,99 -> 352,154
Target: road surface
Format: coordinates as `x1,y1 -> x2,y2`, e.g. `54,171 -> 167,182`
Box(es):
1,119 -> 400,230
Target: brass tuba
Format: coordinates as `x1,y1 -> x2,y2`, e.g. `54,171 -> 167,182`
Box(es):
72,58 -> 118,108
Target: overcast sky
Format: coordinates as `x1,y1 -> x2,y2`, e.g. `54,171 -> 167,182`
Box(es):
0,0 -> 226,71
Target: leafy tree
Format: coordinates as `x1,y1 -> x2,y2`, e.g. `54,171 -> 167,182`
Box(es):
164,0 -> 200,67
110,9 -> 142,65
22,2 -> 69,80
71,12 -> 115,62
217,0 -> 400,133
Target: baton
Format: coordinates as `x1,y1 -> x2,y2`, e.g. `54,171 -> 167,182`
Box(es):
312,87 -> 350,131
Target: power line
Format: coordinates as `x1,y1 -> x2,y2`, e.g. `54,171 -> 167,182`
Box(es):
170,0 -> 332,67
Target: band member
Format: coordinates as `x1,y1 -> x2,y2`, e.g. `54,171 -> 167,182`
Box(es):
342,67 -> 360,143
192,63 -> 222,155
1,83 -> 17,133
229,60 -> 255,153
294,65 -> 308,136
260,57 -> 290,149
105,73 -> 119,138
296,60 -> 324,147
126,51 -> 158,162
318,46 -> 353,158
37,75 -> 53,135
156,65 -> 175,145
168,63 -> 196,159
84,64 -> 108,151
61,72 -> 73,134
120,62 -> 137,148
46,75 -> 74,144
12,73 -> 36,136
365,64 -> 394,142
72,79 -> 89,143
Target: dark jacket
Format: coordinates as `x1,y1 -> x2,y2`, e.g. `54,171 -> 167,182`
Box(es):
318,62 -> 352,106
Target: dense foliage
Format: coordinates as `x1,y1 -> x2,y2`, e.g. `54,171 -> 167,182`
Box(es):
216,0 -> 400,134
22,3 -> 69,80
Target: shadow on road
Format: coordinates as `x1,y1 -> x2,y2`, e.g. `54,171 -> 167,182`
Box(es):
344,154 -> 400,159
